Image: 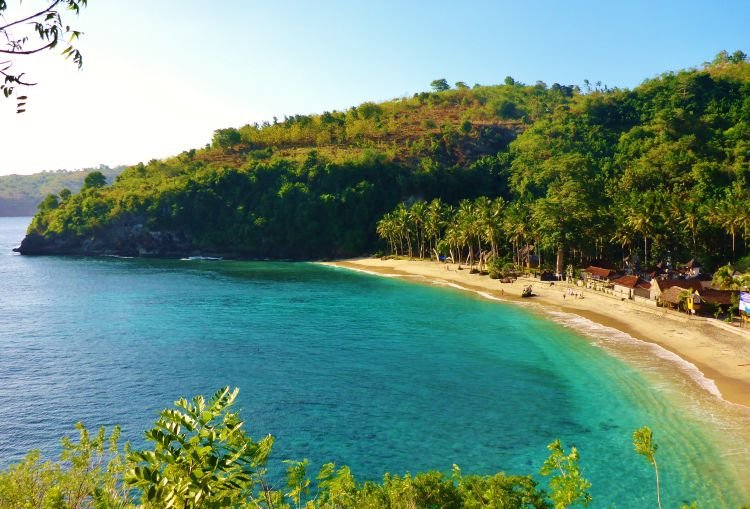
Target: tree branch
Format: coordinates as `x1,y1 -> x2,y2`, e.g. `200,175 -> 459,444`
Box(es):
0,41 -> 57,55
0,0 -> 61,32
0,67 -> 37,85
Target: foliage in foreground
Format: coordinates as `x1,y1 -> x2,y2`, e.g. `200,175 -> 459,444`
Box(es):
0,387 -> 723,509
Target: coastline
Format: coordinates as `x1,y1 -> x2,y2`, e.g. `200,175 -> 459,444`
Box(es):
322,257 -> 750,410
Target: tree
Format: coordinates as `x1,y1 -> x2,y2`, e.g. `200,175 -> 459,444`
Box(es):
83,170 -> 106,189
430,78 -> 450,92
0,423 -> 133,508
37,192 -> 59,211
539,439 -> 592,509
1,0 -> 89,111
125,387 -> 276,508
633,426 -> 661,509
212,127 -> 242,149
454,81 -> 469,89
706,181 -> 750,262
711,264 -> 738,290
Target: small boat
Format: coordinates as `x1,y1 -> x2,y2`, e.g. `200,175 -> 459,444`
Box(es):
180,256 -> 224,261
521,285 -> 534,298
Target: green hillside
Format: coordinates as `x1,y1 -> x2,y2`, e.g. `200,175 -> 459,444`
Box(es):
0,166 -> 124,216
19,52 -> 750,267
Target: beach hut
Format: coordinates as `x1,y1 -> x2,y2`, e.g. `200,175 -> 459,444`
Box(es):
649,279 -> 703,302
658,286 -> 691,310
700,289 -> 738,311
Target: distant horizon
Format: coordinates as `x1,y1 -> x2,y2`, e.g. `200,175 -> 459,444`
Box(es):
1,0 -> 748,175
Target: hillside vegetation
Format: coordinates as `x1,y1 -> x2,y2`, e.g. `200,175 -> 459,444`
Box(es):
19,52 -> 750,268
0,166 -> 124,216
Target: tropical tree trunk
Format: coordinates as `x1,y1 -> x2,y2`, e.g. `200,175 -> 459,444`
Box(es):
556,245 -> 564,278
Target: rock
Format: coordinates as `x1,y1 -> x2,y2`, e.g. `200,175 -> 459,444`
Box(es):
14,218 -> 196,258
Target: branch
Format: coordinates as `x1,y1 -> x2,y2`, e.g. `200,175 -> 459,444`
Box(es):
0,0 -> 61,32
0,41 -> 57,55
0,68 -> 37,85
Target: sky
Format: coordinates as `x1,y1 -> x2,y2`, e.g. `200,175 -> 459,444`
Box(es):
1,0 -> 748,175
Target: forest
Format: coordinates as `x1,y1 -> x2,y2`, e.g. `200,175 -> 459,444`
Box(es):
19,51 -> 750,272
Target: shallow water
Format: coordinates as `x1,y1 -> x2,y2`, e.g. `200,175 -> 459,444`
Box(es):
0,217 -> 748,507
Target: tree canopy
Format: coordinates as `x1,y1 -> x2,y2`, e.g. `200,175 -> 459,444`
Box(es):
20,53 -> 750,270
0,387 -> 707,508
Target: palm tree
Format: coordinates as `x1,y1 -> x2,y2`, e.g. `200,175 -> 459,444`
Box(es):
706,182 -> 748,262
474,196 -> 505,268
503,202 -> 530,268
376,212 -> 397,256
408,200 -> 427,259
425,198 -> 445,260
622,192 -> 661,268
671,193 -> 701,255
454,199 -> 476,267
393,203 -> 412,258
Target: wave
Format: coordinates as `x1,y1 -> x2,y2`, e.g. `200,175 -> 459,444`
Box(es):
323,264 -> 404,278
545,310 -> 723,399
429,277 -> 725,401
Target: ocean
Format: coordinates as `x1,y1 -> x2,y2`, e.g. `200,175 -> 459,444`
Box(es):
0,216 -> 748,507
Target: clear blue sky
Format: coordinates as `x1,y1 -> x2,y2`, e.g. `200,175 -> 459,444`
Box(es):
1,0 -> 748,174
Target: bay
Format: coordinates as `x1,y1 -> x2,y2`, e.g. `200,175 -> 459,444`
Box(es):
0,216 -> 747,507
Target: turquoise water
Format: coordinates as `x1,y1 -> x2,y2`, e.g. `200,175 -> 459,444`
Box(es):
0,216 -> 748,507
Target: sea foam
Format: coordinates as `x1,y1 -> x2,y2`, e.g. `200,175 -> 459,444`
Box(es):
545,310 -> 723,399
428,276 -> 725,401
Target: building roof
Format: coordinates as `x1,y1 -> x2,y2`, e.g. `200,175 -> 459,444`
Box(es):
583,266 -> 616,279
700,289 -> 737,306
660,286 -> 691,305
611,275 -> 648,289
652,279 -> 703,293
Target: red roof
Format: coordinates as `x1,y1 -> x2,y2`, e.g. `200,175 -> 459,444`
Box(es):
583,266 -> 616,279
611,275 -> 641,288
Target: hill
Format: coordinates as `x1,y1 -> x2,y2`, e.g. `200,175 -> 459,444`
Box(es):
16,52 -> 750,267
0,166 -> 124,216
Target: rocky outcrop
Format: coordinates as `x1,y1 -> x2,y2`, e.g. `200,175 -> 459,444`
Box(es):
14,222 -> 197,258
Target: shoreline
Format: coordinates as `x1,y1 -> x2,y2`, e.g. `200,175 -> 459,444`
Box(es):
322,257 -> 750,410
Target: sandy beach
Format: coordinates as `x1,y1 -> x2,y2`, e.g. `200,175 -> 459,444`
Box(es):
323,257 -> 750,409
